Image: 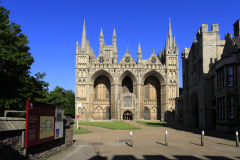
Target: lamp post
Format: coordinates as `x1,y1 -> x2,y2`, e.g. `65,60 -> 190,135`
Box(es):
76,95 -> 80,130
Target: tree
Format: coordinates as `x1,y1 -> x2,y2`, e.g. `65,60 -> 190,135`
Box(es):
45,86 -> 75,117
46,86 -> 68,106
0,6 -> 47,116
64,90 -> 75,117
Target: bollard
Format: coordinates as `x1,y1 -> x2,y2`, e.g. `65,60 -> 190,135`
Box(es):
201,130 -> 204,146
77,118 -> 79,130
236,131 -> 239,147
145,123 -> 146,127
165,130 -> 168,146
130,131 -> 133,147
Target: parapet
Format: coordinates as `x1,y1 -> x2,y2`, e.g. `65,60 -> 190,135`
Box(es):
211,24 -> 219,32
0,117 -> 25,131
181,48 -> 190,59
200,24 -> 208,32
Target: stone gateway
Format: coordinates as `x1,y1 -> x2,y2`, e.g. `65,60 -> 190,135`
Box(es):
75,19 -> 179,121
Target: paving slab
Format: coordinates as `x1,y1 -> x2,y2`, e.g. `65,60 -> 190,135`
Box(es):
49,121 -> 240,160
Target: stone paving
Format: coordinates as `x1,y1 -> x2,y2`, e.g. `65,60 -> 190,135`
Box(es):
50,121 -> 240,160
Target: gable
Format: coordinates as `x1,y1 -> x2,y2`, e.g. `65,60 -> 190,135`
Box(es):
119,52 -> 136,65
144,51 -> 162,65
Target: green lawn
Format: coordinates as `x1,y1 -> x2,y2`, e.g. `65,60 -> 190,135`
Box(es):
73,126 -> 93,134
76,121 -> 140,130
136,121 -> 165,127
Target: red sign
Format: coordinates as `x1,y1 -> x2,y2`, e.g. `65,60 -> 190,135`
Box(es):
25,100 -> 57,148
76,115 -> 79,119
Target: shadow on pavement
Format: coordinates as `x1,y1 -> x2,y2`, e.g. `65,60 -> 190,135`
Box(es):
165,122 -> 236,141
156,142 -> 165,146
97,155 -> 236,160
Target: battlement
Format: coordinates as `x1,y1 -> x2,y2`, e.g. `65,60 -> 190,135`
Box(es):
196,23 -> 219,40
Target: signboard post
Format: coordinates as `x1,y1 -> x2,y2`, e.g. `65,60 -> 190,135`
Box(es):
25,100 -> 64,148
76,114 -> 79,130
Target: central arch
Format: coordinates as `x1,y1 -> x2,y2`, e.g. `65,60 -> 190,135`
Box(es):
118,70 -> 137,85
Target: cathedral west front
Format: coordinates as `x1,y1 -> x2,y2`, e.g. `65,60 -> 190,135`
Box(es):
75,19 -> 179,121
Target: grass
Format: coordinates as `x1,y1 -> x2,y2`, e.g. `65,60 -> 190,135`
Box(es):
73,126 -> 93,134
136,121 -> 165,127
75,121 -> 140,130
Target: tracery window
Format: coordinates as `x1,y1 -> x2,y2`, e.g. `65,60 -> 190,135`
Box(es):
124,96 -> 132,107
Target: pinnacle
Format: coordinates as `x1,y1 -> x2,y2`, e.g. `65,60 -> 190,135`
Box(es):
113,27 -> 116,37
137,41 -> 142,53
100,27 -> 104,37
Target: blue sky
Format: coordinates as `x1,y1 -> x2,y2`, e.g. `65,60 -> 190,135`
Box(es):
2,0 -> 240,92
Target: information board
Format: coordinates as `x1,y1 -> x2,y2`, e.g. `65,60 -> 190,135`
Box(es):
55,106 -> 64,139
25,100 -> 64,148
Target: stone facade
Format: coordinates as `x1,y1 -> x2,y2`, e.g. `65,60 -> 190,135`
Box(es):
178,19 -> 240,133
75,19 -> 179,121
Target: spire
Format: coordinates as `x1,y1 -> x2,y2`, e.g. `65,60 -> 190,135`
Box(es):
168,18 -> 173,47
137,41 -> 142,53
113,27 -> 116,37
81,19 -> 87,52
100,27 -> 104,38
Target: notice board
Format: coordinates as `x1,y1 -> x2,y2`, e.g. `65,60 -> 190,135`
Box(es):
25,100 -> 64,148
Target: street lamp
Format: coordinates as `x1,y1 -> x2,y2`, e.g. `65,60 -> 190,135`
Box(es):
76,95 -> 80,130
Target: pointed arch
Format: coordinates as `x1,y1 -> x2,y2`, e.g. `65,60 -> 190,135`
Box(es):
118,70 -> 137,85
141,70 -> 165,85
90,69 -> 114,85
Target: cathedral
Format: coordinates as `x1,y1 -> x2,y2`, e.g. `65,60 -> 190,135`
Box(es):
75,19 -> 179,121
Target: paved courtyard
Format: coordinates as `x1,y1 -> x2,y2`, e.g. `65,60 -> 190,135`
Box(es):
50,121 -> 240,160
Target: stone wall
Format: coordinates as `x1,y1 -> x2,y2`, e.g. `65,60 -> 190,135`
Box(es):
0,116 -> 74,160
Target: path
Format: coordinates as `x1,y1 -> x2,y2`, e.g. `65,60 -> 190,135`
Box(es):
50,121 -> 240,160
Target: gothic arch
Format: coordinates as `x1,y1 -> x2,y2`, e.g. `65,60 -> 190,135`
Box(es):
118,70 -> 137,85
90,69 -> 114,85
141,70 -> 165,85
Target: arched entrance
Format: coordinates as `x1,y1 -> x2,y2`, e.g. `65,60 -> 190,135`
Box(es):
144,107 -> 150,120
123,111 -> 132,120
